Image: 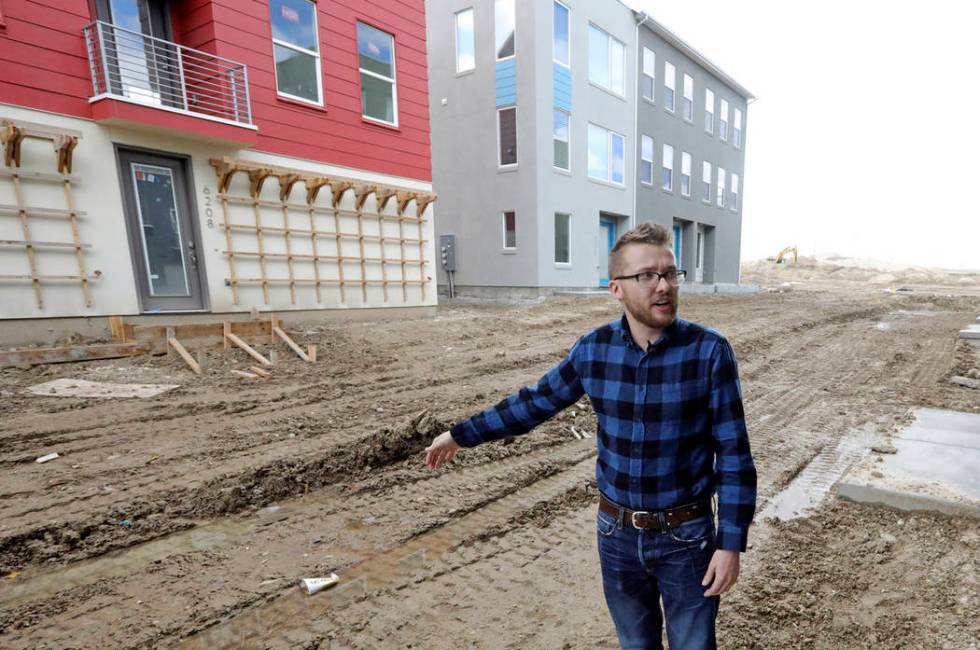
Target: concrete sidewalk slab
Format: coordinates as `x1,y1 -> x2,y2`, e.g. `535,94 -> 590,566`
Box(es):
836,408 -> 980,517
960,324 -> 980,340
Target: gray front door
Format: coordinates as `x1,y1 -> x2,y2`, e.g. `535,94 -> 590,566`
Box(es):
118,149 -> 206,312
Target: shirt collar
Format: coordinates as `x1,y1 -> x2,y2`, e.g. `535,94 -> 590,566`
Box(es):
618,314 -> 680,351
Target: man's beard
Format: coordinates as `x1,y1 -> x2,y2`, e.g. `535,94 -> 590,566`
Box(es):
623,292 -> 677,331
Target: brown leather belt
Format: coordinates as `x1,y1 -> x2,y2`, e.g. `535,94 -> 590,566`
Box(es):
599,493 -> 711,531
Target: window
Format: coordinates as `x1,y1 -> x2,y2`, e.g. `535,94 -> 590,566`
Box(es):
357,22 -> 397,125
717,167 -> 726,207
503,211 -> 516,249
719,98 -> 729,141
663,61 -> 676,113
555,213 -> 570,264
641,47 -> 655,102
704,88 -> 714,133
734,108 -> 743,148
553,1 -> 570,66
588,24 -> 625,96
270,0 -> 322,104
495,0 -> 515,60
681,151 -> 691,197
682,74 -> 693,121
498,107 -> 517,166
640,135 -> 653,185
702,161 -> 712,202
588,123 -> 625,185
661,143 -> 673,191
455,8 -> 475,73
730,173 -> 739,210
553,109 -> 570,170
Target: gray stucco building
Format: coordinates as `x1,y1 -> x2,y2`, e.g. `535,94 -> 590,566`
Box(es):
426,0 -> 752,295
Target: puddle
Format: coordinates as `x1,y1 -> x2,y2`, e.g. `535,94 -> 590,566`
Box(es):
758,426 -> 874,522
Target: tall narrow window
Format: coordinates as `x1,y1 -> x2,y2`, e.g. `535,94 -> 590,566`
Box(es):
734,108 -> 743,148
357,22 -> 397,125
704,88 -> 714,134
717,167 -> 726,207
640,134 -> 653,185
730,173 -> 739,210
270,0 -> 322,105
663,61 -> 676,113
681,151 -> 692,197
682,74 -> 693,121
455,8 -> 475,73
555,213 -> 570,264
553,1 -> 570,66
702,161 -> 712,202
588,24 -> 625,95
495,0 -> 515,60
553,109 -> 570,170
719,98 -> 729,141
661,143 -> 673,191
498,107 -> 517,166
588,123 -> 625,185
503,211 -> 516,249
641,47 -> 655,102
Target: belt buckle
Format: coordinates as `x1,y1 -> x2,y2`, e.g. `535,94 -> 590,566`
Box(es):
630,511 -> 651,529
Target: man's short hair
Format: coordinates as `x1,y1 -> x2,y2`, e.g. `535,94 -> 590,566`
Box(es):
608,222 -> 673,279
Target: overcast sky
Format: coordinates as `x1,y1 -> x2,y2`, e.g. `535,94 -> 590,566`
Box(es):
624,0 -> 980,270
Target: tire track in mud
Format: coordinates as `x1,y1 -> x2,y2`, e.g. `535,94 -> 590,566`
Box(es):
172,454 -> 598,650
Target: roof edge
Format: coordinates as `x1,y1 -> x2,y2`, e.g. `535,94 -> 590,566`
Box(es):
632,9 -> 756,101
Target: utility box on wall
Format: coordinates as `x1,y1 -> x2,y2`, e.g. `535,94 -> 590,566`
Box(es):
440,234 -> 456,272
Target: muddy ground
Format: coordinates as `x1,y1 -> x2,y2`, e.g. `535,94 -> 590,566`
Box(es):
0,266 -> 978,649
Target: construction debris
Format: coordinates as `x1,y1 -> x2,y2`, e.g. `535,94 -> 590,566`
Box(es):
300,574 -> 339,595
35,452 -> 59,464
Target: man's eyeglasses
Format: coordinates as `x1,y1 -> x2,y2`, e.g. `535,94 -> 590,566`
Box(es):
613,269 -> 687,286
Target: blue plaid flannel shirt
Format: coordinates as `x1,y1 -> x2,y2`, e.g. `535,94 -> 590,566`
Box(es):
450,315 -> 757,551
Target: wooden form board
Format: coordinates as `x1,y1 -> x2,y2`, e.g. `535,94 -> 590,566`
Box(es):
211,157 -> 436,307
0,118 -> 91,310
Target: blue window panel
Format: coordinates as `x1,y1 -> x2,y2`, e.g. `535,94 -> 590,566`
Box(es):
553,63 -> 572,112
496,59 -> 517,107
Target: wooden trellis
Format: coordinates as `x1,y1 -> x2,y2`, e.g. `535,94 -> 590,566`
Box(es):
211,157 -> 435,306
0,118 -> 96,309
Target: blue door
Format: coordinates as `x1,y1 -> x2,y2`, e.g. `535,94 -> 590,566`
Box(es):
672,224 -> 682,267
599,220 -> 616,287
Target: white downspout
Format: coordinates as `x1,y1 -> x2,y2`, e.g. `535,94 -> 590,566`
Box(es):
632,10 -> 652,230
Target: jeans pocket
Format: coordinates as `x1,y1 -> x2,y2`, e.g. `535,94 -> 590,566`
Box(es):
667,516 -> 715,543
596,509 -> 619,537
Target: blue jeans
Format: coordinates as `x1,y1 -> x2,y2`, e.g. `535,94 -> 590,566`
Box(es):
597,506 -> 719,650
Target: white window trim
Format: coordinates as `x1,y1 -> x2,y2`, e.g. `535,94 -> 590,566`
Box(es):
455,8 -> 475,74
702,161 -> 712,204
502,211 -> 517,250
641,47 -> 655,103
681,152 -> 692,197
719,98 -> 729,142
663,61 -> 675,113
358,23 -> 399,127
554,212 -> 571,266
640,134 -> 654,186
662,143 -> 673,192
734,108 -> 743,148
589,23 -> 626,98
495,0 -> 516,62
497,106 -> 518,169
730,174 -> 739,211
704,88 -> 714,135
682,73 -> 693,123
271,0 -> 324,107
588,122 -> 626,186
553,0 -> 571,68
553,108 -> 571,172
717,167 -> 726,208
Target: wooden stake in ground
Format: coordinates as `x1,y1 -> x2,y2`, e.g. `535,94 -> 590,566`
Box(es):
166,327 -> 202,374
225,326 -> 272,366
273,325 -> 312,362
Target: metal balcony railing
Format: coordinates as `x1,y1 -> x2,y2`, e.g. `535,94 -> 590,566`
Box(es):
83,21 -> 253,127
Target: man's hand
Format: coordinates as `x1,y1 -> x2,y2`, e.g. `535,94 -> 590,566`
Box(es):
425,431 -> 461,470
701,549 -> 740,597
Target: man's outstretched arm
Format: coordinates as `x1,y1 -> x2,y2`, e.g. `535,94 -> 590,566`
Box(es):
426,344 -> 586,469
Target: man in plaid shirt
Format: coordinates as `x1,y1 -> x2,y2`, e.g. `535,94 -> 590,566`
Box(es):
426,223 -> 756,650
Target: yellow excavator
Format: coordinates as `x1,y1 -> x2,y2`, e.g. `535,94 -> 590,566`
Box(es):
775,246 -> 798,264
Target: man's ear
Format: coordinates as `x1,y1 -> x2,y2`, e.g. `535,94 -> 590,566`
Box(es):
609,279 -> 623,301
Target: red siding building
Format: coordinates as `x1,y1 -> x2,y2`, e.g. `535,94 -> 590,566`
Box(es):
0,0 -> 436,332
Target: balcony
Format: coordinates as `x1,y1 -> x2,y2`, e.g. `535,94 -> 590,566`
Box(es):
83,21 -> 257,146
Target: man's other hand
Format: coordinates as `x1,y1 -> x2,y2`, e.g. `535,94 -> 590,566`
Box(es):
701,549 -> 740,597
425,431 -> 461,469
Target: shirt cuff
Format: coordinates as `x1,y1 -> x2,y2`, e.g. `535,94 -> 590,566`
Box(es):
716,524 -> 750,552
450,421 -> 482,448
